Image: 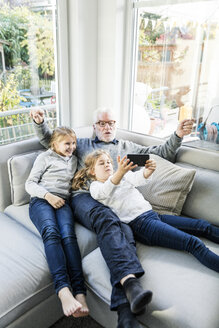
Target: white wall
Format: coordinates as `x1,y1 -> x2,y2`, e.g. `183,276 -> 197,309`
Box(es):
96,0 -> 129,128
66,0 -> 98,127
59,0 -> 131,128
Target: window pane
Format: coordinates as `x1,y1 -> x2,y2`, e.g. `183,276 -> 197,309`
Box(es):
0,0 -> 57,145
131,0 -> 219,151
0,51 -> 3,74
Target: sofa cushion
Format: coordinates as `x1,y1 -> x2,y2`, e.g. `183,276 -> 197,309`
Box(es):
137,154 -> 196,215
82,241 -> 219,328
4,204 -> 98,258
7,151 -> 43,206
0,212 -> 56,328
177,162 -> 219,226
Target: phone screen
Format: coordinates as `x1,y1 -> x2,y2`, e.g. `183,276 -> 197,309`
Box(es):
127,154 -> 150,166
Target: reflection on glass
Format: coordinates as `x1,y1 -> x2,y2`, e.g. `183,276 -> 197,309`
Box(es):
0,52 -> 3,74
131,0 -> 219,148
0,0 -> 57,145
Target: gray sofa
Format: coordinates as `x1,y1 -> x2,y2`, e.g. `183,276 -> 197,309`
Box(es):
0,126 -> 219,328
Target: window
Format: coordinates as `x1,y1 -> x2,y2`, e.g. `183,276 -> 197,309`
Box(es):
129,0 -> 219,151
0,51 -> 3,75
0,0 -> 58,145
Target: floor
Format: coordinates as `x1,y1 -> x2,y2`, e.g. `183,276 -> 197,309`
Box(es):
49,315 -> 104,328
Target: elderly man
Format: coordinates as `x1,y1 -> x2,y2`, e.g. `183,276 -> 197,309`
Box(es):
31,108 -> 193,328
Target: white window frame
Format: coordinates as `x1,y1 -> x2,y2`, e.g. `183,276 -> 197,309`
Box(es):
56,0 -> 71,126
123,0 -> 219,134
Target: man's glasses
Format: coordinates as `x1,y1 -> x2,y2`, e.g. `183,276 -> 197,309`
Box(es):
95,120 -> 116,128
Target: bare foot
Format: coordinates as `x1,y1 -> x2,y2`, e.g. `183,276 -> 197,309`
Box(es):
58,287 -> 82,316
73,294 -> 90,318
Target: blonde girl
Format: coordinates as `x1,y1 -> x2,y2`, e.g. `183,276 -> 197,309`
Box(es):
26,127 -> 89,318
73,149 -> 219,274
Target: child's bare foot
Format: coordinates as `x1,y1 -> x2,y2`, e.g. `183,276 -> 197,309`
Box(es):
58,287 -> 82,316
73,293 -> 90,317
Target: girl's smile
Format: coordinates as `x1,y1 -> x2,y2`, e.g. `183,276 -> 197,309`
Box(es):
54,135 -> 77,157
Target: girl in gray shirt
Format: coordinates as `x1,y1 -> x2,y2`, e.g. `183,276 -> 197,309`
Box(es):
25,127 -> 89,318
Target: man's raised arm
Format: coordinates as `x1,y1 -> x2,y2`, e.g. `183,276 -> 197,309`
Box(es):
30,109 -> 53,149
147,119 -> 195,162
127,119 -> 194,163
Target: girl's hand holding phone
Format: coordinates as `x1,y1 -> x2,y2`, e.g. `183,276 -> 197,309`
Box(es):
144,159 -> 156,179
117,155 -> 137,176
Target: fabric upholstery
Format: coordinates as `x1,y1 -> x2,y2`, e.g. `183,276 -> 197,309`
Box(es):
7,151 -> 43,206
4,204 -> 98,258
0,212 -> 54,328
82,241 -> 219,328
137,154 -> 196,215
177,163 -> 219,226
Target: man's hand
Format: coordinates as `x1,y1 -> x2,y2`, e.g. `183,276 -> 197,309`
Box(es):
30,108 -> 45,124
176,119 -> 195,138
44,192 -> 65,209
143,159 -> 156,179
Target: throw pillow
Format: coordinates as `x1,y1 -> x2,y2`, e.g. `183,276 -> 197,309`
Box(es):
7,150 -> 43,206
137,154 -> 196,215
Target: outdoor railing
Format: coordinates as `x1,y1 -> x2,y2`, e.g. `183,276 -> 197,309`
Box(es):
0,105 -> 57,145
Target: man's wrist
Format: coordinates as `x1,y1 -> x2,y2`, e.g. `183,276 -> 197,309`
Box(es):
174,131 -> 183,139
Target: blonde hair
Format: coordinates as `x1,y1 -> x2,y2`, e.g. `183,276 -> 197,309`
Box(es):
50,126 -> 76,151
72,149 -> 113,191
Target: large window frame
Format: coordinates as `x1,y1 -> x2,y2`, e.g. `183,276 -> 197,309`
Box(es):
0,0 -> 79,145
125,0 -> 219,151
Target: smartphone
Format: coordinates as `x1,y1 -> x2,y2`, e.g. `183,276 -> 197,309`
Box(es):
127,154 -> 150,166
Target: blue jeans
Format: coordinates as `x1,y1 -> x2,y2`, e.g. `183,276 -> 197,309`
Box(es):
29,197 -> 86,295
71,193 -> 144,310
129,210 -> 219,273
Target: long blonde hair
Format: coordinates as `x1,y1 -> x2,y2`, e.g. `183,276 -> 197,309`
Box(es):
72,149 -> 113,190
50,126 -> 76,150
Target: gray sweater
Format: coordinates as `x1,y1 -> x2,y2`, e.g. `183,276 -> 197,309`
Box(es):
25,149 -> 77,199
33,121 -> 182,195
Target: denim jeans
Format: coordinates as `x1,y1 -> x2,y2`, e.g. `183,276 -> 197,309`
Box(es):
29,197 -> 86,295
71,193 -> 144,310
129,210 -> 219,273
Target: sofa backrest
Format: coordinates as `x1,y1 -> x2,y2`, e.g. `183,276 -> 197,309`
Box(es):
176,146 -> 219,225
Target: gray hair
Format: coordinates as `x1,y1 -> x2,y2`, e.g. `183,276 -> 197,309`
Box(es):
93,107 -> 117,124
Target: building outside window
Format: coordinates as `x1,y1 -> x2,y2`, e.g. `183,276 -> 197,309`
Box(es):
129,0 -> 219,151
0,0 -> 58,145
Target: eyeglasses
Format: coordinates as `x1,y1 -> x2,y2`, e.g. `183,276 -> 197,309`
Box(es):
95,120 -> 116,128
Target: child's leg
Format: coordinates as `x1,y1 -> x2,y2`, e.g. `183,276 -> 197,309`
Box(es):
129,210 -> 219,273
29,198 -> 81,316
158,214 -> 219,244
74,294 -> 89,317
56,203 -> 89,317
58,287 -> 82,317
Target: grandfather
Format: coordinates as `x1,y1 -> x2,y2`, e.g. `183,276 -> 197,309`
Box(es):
31,107 -> 194,328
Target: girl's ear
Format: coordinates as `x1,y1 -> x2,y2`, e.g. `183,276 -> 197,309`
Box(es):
52,141 -> 57,151
88,167 -> 95,178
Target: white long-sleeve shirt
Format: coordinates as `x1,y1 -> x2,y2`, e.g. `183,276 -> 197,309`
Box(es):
90,169 -> 152,223
25,149 -> 77,200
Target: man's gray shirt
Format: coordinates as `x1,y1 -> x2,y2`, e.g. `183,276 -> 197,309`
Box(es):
33,121 -> 182,196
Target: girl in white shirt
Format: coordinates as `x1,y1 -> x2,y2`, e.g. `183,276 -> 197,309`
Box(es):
73,149 -> 219,274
